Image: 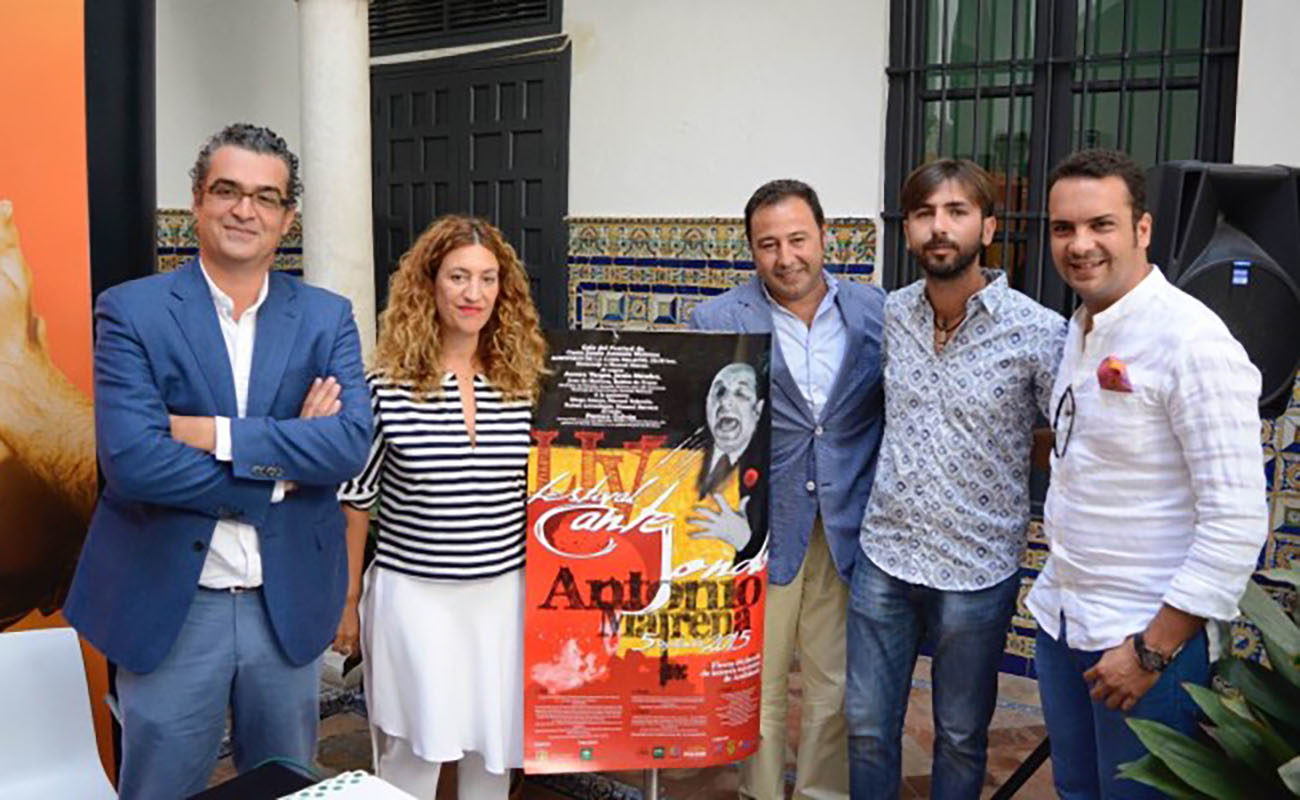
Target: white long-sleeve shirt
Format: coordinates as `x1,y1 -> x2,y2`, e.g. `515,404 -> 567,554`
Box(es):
197,262 -> 284,589
1027,267 -> 1268,651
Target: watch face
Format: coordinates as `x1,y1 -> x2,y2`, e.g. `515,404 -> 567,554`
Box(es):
1134,635 -> 1167,672
1138,649 -> 1164,672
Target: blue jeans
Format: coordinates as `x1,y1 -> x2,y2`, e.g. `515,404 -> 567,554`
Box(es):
115,588 -> 321,800
846,556 -> 1020,800
1034,619 -> 1209,800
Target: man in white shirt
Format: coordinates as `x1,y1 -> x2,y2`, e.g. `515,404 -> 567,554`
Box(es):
1028,148 -> 1268,799
64,124 -> 371,798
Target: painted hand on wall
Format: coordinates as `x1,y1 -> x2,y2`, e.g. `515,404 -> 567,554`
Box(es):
0,200 -> 51,375
0,199 -> 96,629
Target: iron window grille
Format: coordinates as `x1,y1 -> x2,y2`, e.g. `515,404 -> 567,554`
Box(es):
881,0 -> 1241,313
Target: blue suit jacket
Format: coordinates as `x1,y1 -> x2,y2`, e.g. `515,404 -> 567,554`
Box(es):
64,260 -> 372,674
689,275 -> 886,585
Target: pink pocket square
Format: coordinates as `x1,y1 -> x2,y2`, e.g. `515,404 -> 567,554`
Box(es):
1097,355 -> 1133,392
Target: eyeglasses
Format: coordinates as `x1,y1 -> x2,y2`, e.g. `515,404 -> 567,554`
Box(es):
204,180 -> 289,213
1052,385 -> 1075,459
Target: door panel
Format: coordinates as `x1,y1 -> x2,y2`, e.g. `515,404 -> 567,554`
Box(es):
372,38 -> 570,328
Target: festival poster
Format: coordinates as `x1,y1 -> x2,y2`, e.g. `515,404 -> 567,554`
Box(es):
524,330 -> 771,773
0,0 -> 110,775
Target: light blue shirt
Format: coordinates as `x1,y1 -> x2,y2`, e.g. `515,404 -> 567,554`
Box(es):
762,272 -> 847,420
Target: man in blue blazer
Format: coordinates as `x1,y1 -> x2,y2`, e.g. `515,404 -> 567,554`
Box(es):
689,179 -> 885,800
64,124 -> 371,799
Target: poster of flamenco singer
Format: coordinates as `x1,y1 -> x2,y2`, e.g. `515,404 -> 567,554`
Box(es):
524,330 -> 771,774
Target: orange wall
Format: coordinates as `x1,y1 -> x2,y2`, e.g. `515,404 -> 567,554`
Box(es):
0,0 -> 111,778
0,1 -> 94,395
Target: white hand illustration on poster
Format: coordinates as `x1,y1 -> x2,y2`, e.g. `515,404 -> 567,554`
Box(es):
688,493 -> 753,552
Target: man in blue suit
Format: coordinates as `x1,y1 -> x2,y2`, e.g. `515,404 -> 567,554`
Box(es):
689,179 -> 885,800
64,123 -> 371,799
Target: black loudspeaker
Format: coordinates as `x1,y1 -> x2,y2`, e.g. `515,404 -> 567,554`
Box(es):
1146,162 -> 1300,418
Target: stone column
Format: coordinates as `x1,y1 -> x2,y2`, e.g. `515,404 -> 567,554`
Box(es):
297,0 -> 375,354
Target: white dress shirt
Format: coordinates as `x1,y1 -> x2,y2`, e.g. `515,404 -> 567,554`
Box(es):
1026,267 -> 1268,651
761,272 -> 846,420
197,262 -> 284,589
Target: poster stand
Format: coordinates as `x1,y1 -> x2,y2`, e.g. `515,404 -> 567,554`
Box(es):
989,737 -> 1050,799
524,331 -> 771,776
644,767 -> 658,798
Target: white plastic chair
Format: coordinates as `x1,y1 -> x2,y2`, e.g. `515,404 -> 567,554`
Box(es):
0,627 -> 117,799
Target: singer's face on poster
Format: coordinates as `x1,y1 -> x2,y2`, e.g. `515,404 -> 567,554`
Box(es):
434,243 -> 500,339
706,363 -> 763,458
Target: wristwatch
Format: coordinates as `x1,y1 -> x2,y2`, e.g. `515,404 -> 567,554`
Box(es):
1132,632 -> 1180,673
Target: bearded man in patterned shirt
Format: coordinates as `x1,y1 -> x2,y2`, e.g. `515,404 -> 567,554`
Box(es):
845,159 -> 1067,800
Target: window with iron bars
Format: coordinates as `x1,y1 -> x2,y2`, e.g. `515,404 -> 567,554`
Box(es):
881,0 -> 1241,313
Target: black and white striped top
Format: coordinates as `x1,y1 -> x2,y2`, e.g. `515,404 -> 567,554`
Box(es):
339,372 -> 532,581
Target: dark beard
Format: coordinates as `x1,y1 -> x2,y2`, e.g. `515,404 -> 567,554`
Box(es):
914,240 -> 981,281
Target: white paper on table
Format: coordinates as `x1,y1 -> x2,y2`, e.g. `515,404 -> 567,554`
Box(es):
279,770 -> 417,799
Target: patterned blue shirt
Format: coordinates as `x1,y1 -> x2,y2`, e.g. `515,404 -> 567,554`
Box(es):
859,270 -> 1066,590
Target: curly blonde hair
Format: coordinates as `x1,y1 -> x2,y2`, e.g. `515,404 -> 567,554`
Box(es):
372,215 -> 548,401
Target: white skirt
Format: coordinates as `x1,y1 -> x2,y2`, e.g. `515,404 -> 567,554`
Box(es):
360,565 -> 524,773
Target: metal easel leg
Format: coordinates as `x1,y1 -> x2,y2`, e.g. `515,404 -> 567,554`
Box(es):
989,737 -> 1051,800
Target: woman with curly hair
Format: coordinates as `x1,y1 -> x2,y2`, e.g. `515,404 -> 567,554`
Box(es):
334,215 -> 547,799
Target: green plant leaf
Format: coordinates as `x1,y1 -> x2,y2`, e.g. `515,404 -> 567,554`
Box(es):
1263,632 -> 1300,691
1219,658 -> 1300,744
1280,754 -> 1300,795
1250,577 -> 1300,689
1118,754 -> 1211,799
1185,683 -> 1293,771
1126,718 -> 1254,800
1241,580 -> 1300,671
1219,691 -> 1254,722
1215,691 -> 1299,764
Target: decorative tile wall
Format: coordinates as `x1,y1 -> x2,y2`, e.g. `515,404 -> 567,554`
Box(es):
1251,380 -> 1300,660
566,216 -> 877,329
155,208 -> 303,273
1005,522 -> 1050,674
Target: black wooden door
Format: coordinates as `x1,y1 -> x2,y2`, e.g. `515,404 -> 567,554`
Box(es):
371,36 -> 570,328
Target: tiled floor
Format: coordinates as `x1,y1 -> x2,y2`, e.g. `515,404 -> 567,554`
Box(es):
212,657 -> 1056,798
